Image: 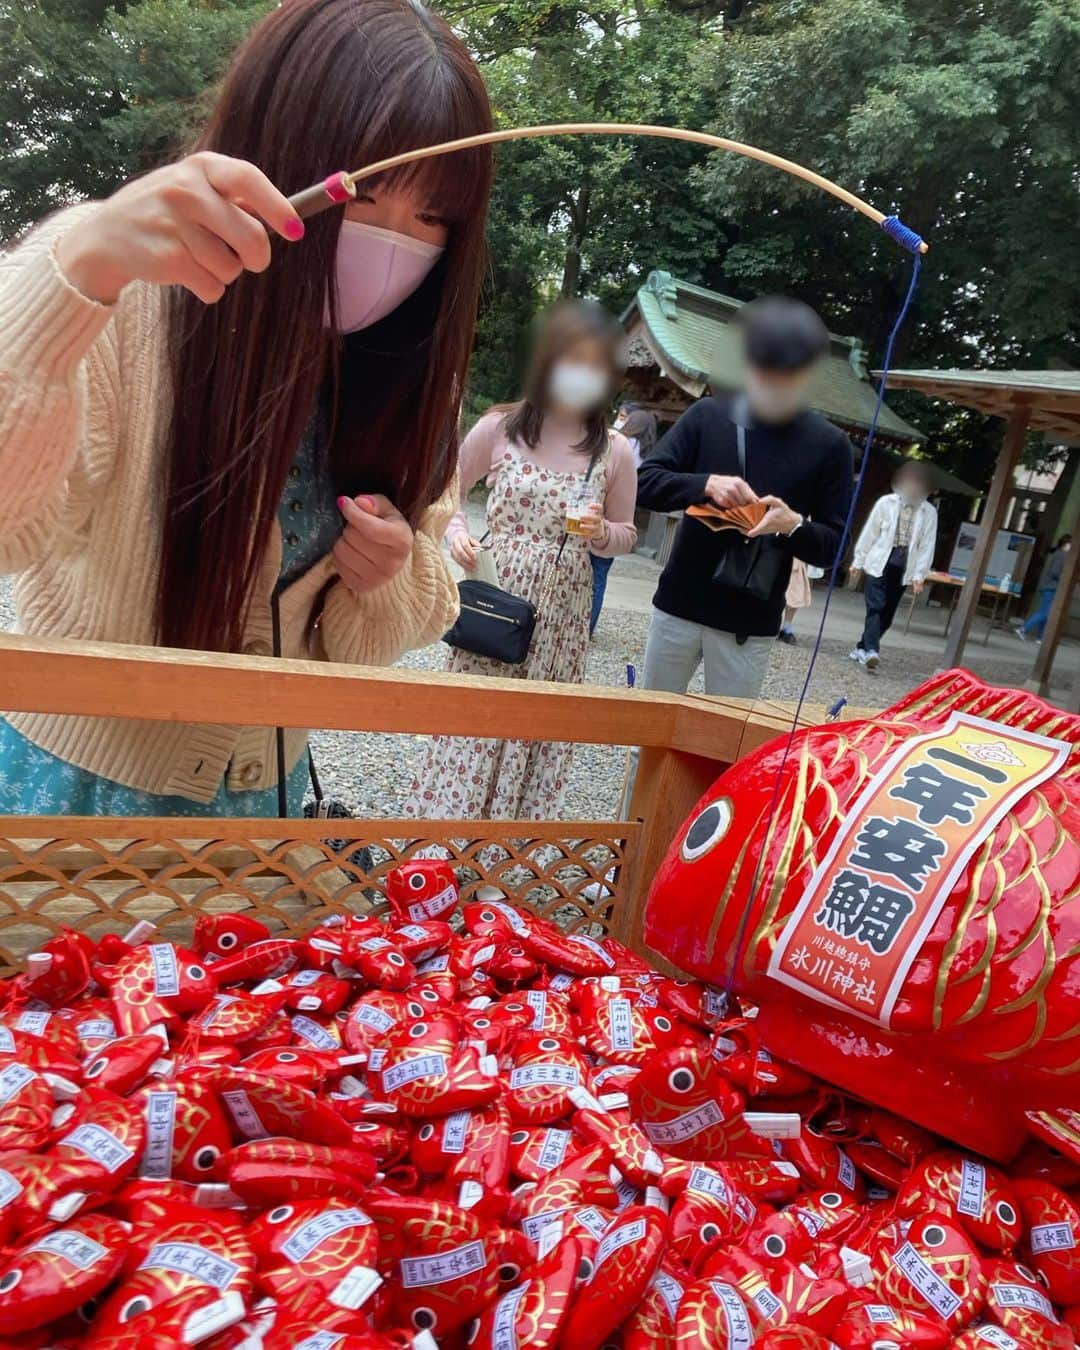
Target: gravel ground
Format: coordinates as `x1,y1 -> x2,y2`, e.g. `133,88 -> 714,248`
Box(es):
0,563 -> 1055,822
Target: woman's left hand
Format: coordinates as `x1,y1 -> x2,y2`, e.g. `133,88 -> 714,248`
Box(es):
746,495 -> 802,539
577,503 -> 604,540
333,494 -> 413,593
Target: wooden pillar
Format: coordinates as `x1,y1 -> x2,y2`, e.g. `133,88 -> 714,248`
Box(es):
1027,518 -> 1080,701
940,402 -> 1031,670
618,745 -> 725,973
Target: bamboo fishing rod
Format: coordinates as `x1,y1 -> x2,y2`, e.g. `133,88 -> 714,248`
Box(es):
286,121 -> 929,253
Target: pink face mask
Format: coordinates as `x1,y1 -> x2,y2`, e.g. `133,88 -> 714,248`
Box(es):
328,219 -> 444,334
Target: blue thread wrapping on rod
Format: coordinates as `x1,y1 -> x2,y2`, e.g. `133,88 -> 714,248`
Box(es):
827,697 -> 848,721
721,250 -> 923,997
881,215 -> 925,255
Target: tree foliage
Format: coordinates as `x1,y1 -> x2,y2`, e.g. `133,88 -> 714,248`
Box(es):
1,0 -> 1076,482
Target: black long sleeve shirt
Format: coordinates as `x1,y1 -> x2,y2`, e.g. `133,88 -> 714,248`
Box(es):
637,395 -> 854,637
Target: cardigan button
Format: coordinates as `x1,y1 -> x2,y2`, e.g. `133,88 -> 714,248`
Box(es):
239,761 -> 264,787
243,639 -> 272,658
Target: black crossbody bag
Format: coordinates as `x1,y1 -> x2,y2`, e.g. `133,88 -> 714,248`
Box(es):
444,450 -> 601,665
711,420 -> 790,607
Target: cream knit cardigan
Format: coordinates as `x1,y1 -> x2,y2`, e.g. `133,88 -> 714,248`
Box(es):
0,207 -> 460,804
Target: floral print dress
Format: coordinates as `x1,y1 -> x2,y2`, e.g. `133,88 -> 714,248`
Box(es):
405,442 -> 607,821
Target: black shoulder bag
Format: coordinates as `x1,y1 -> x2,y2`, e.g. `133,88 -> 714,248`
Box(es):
444,450 -> 601,665
711,420 -> 790,608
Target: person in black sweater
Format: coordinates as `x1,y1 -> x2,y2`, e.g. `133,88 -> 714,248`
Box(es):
636,296 -> 853,700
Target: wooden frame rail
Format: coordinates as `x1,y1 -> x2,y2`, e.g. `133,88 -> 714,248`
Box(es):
0,635 -> 818,967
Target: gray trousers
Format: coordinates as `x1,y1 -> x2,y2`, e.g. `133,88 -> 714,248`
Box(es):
621,608 -> 773,814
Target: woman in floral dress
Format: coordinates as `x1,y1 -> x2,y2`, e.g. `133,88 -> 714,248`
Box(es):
405,301 -> 637,820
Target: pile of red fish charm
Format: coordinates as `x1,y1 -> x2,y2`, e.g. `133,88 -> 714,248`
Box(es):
0,859 -> 1076,1348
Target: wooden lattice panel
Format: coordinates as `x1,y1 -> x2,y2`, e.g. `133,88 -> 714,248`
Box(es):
0,817 -> 640,972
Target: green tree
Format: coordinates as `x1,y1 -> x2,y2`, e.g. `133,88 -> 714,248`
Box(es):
0,0 -> 272,240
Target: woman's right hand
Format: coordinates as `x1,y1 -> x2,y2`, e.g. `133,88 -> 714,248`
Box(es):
55,152 -> 305,307
449,533 -> 481,570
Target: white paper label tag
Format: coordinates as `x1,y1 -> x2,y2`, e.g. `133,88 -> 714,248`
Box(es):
549,973 -> 574,991
416,954 -> 450,974
574,1206 -> 608,1239
596,1216 -> 646,1270
709,1282 -> 753,1350
608,998 -> 635,1052
408,882 -> 457,923
642,1099 -> 723,1145
537,1128 -> 570,1172
140,1240 -> 241,1290
991,1283 -> 1056,1320
975,1326 -> 1020,1349
654,1270 -> 685,1319
62,1123 -> 134,1173
150,944 -> 180,997
0,1063 -> 36,1106
509,1064 -> 579,1090
0,1027 -> 14,1054
30,1229 -> 108,1271
395,924 -> 430,941
491,1280 -> 529,1350
77,1018 -> 117,1043
892,1242 -> 962,1319
866,1304 -> 897,1323
837,1150 -> 857,1191
16,1010 -> 51,1035
569,935 -> 615,967
795,1208 -> 825,1238
291,1015 -> 337,1050
281,1208 -> 371,1262
383,1054 -> 447,1093
751,1287 -> 784,1320
957,1159 -> 986,1217
441,1110 -> 470,1155
688,1167 -> 729,1202
400,1239 -> 486,1288
222,1089 -> 269,1139
521,1209 -> 568,1243
367,1047 -> 387,1071
289,969 -> 322,987
360,937 -> 392,953
1030,1222 -> 1076,1254
704,988 -> 726,1019
294,1333 -> 345,1350
140,1090 -> 177,1179
525,990 -> 547,1030
485,900 -> 528,932
352,1003 -> 397,1034
0,1169 -> 23,1207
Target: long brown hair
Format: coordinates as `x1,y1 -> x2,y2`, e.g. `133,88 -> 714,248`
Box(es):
157,0 -> 492,652
502,300 -> 625,461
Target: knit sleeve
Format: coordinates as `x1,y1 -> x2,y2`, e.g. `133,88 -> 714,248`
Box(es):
0,209 -> 119,565
590,432 -> 638,558
446,410 -> 504,542
316,475 -> 460,666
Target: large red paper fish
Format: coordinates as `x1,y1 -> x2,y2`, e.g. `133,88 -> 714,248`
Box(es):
643,671 -> 1080,1162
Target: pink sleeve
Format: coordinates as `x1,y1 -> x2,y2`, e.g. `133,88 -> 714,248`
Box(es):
590,433 -> 638,558
446,410 -> 504,541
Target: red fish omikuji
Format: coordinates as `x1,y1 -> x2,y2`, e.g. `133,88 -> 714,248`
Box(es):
0,674 -> 1073,1345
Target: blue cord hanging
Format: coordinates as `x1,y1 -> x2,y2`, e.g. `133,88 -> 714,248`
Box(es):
721,236 -> 924,999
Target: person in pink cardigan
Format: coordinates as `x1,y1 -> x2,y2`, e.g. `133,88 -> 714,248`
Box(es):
405,301 -> 638,822
0,0 -> 494,817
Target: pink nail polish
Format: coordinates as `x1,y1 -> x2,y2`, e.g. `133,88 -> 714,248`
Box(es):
336,496 -> 350,512
358,495 -> 376,509
284,217 -> 305,241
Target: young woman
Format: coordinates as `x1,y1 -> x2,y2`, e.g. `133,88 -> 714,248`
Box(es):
0,0 -> 492,816
405,301 -> 637,820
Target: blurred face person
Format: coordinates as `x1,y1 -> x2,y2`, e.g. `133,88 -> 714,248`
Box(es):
738,296 -> 830,425
894,464 -> 931,504
546,335 -> 616,416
